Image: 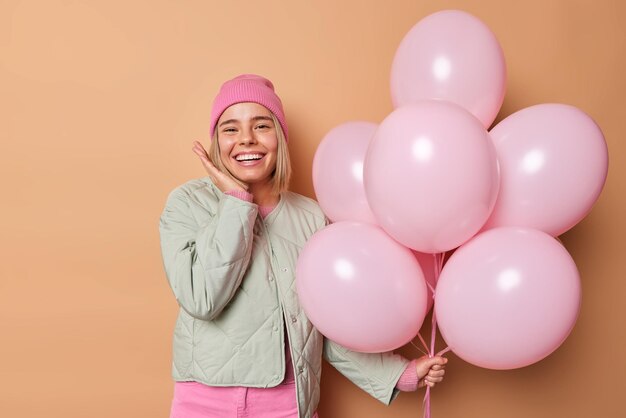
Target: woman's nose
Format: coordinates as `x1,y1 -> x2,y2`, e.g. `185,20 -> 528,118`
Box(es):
239,129 -> 257,145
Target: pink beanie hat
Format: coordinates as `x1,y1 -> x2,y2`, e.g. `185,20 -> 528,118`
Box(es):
209,74 -> 289,141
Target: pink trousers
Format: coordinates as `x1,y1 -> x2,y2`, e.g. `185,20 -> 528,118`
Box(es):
169,380 -> 319,418
171,326 -> 319,417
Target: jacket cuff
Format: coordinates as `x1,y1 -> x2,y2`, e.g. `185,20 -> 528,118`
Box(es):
225,189 -> 254,202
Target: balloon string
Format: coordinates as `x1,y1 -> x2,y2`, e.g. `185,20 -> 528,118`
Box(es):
417,332 -> 430,354
425,281 -> 436,296
436,347 -> 451,357
423,252 -> 444,418
410,340 -> 429,357
429,299 -> 437,356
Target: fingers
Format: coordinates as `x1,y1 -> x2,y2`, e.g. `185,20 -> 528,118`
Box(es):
422,374 -> 444,387
435,356 -> 448,365
192,140 -> 248,193
193,140 -> 208,153
428,369 -> 445,379
421,356 -> 448,389
192,141 -> 210,161
425,379 -> 443,386
424,356 -> 448,369
421,377 -> 436,388
192,141 -> 218,176
425,367 -> 445,380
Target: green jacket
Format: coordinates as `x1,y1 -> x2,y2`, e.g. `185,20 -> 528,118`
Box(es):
158,177 -> 409,418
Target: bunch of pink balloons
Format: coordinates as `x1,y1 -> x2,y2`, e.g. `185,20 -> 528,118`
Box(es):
298,9 -> 608,370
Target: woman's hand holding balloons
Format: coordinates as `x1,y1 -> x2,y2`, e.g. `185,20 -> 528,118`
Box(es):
192,140 -> 248,193
416,356 -> 448,389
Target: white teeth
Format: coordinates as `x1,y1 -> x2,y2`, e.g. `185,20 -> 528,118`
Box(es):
235,154 -> 264,161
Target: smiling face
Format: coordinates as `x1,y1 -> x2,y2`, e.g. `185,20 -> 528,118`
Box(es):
216,102 -> 279,187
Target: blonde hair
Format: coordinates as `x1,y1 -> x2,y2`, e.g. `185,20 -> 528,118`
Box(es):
208,112 -> 291,196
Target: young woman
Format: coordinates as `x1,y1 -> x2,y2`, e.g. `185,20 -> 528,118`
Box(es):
159,74 -> 447,418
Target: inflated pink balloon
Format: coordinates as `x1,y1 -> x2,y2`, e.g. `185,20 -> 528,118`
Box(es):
296,222 -> 428,353
435,227 -> 581,370
364,100 -> 500,253
391,9 -> 506,128
313,122 -> 378,224
483,104 -> 608,236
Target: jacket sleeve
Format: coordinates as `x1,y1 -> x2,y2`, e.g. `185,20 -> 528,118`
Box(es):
158,186 -> 258,321
323,338 -> 410,405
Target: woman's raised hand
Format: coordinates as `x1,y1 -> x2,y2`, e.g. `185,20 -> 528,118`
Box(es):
192,141 -> 248,193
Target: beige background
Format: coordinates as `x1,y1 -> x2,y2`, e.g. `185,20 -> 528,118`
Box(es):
1,0 -> 624,417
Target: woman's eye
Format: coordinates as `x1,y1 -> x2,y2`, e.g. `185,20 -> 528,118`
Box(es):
256,124 -> 270,129
223,127 -> 236,133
